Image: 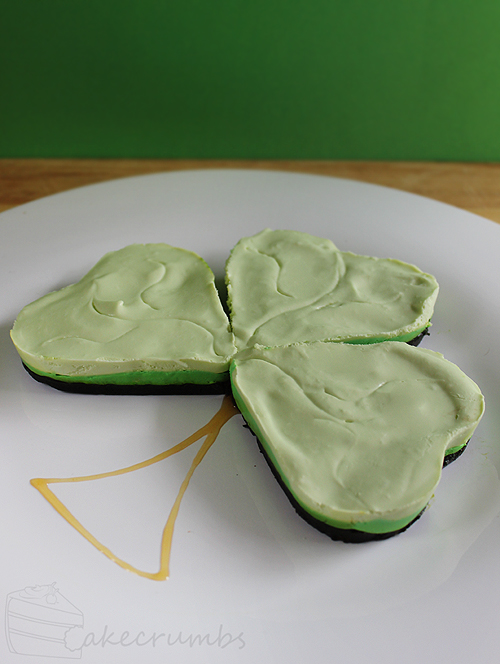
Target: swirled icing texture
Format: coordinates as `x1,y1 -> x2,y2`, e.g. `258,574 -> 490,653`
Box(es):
226,229 -> 439,350
230,341 -> 484,529
10,244 -> 236,377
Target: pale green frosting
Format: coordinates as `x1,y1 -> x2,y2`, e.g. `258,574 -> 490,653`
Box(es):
225,229 -> 439,350
10,244 -> 236,378
230,341 -> 484,530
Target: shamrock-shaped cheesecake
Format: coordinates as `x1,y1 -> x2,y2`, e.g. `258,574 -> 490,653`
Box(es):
10,231 -> 484,540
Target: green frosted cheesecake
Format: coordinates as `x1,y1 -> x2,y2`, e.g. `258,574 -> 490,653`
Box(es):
225,229 -> 439,351
10,231 -> 485,543
10,244 -> 236,393
230,341 -> 484,541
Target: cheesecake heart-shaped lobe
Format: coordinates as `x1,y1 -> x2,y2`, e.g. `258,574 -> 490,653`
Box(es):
10,244 -> 236,379
230,341 -> 484,534
226,229 -> 439,350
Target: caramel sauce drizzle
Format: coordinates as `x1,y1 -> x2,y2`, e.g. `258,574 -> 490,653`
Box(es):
31,395 -> 239,581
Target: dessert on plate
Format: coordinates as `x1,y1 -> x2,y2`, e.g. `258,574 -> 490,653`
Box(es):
11,230 -> 484,544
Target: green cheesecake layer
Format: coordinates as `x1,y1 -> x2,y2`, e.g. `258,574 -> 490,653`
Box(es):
23,362 -> 229,386
11,244 -> 236,383
230,341 -> 484,535
226,229 -> 439,351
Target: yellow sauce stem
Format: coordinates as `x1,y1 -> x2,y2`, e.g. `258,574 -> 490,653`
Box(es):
31,395 -> 239,580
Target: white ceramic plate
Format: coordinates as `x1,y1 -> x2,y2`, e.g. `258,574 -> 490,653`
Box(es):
1,170 -> 499,664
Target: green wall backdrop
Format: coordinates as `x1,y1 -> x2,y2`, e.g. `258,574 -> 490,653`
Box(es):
1,0 -> 499,160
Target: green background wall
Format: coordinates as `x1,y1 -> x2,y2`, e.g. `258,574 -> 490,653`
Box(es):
1,0 -> 499,160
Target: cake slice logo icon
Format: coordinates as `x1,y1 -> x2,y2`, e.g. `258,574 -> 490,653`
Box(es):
5,583 -> 83,658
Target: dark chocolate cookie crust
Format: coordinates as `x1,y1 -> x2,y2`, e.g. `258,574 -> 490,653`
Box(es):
407,327 -> 430,346
22,363 -> 230,396
442,442 -> 468,467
